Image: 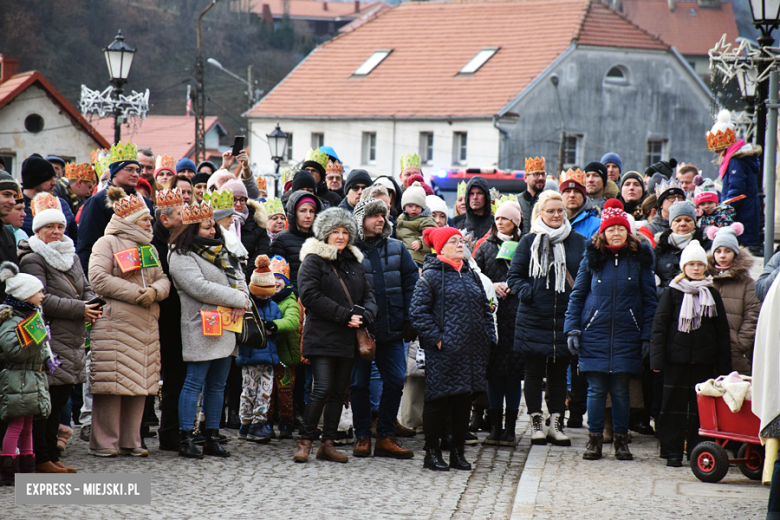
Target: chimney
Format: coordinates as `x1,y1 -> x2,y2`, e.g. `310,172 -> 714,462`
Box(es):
0,55 -> 19,85
261,3 -> 273,29
323,1 -> 328,10
354,0 -> 360,13
668,0 -> 675,11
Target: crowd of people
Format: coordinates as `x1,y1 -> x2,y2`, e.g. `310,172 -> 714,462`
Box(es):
0,108 -> 779,511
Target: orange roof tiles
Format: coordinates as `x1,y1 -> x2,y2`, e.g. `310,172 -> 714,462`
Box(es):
91,115 -> 221,160
248,0 -> 674,119
620,0 -> 739,55
247,0 -> 381,20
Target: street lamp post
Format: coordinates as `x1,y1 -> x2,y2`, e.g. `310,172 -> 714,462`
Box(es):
266,123 -> 289,198
207,58 -> 264,111
195,0 -> 218,163
103,31 -> 136,144
736,64 -> 758,142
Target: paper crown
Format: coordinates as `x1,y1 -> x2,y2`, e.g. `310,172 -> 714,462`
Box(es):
706,127 -> 736,151
654,177 -> 684,198
491,194 -> 515,215
109,142 -> 138,165
560,168 -> 586,187
457,181 -> 467,198
525,156 -> 546,174
14,185 -> 22,203
30,192 -> 62,217
264,198 -> 285,216
256,175 -> 267,192
155,154 -> 176,173
281,168 -> 295,185
326,159 -> 343,176
65,162 -> 97,183
269,254 -> 291,284
304,148 -> 329,169
113,193 -> 147,220
91,148 -> 110,179
203,189 -> 234,211
156,188 -> 184,210
400,153 -> 421,170
182,201 -> 214,225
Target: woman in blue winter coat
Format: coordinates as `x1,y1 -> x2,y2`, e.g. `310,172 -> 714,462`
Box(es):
507,191 -> 585,448
564,200 -> 657,462
410,226 -> 496,473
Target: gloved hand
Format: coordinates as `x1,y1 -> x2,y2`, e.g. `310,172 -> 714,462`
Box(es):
263,320 -> 278,334
135,287 -> 156,308
567,333 -> 580,357
642,339 -> 651,360
402,321 -> 418,342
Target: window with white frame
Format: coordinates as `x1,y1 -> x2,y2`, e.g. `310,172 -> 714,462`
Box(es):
285,133 -> 294,161
646,139 -> 667,167
362,132 -> 377,165
310,132 -> 324,149
563,134 -> 581,168
419,132 -> 433,164
452,132 -> 467,164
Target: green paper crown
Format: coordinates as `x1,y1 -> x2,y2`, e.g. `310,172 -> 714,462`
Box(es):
281,168 -> 295,185
305,148 -> 329,169
109,141 -> 138,164
492,194 -> 515,215
457,181 -> 467,198
400,153 -> 421,170
92,149 -> 111,179
204,188 -> 234,210
264,198 -> 284,216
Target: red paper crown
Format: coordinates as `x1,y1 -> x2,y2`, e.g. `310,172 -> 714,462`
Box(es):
706,127 -> 737,152
524,157 -> 545,174
65,162 -> 97,183
114,193 -> 148,220
560,168 -> 585,187
326,159 -> 343,176
30,192 -> 62,217
156,188 -> 184,210
256,176 -> 267,192
182,201 -> 214,225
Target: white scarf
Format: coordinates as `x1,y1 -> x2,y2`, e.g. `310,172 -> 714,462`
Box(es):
529,218 -> 572,293
28,235 -> 76,272
497,231 -> 513,243
668,231 -> 694,249
669,277 -> 717,332
220,224 -> 248,260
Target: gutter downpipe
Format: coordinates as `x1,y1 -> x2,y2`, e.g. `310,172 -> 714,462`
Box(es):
493,115 -> 510,170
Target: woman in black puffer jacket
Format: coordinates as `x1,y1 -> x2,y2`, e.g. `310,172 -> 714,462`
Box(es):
410,227 -> 496,473
473,200 -> 524,447
270,190 -> 323,294
507,191 -> 585,448
654,201 -> 711,290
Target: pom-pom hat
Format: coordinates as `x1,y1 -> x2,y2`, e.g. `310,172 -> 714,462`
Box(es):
249,255 -> 276,296
708,223 -> 744,255
599,199 -> 631,234
0,261 -> 43,301
401,181 -> 427,210
422,226 -> 461,254
707,110 -> 737,152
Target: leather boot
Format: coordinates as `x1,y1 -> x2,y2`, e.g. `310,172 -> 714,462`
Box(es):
395,419 -> 417,438
353,437 -> 371,457
293,440 -> 313,463
203,429 -> 230,457
54,461 -> 77,473
603,409 -> 613,444
614,433 -> 633,461
316,439 -> 348,463
35,460 -> 67,473
423,448 -> 449,471
530,413 -> 547,445
449,446 -> 472,471
178,429 -> 203,459
0,455 -> 18,486
499,409 -> 519,447
18,454 -> 35,473
546,413 -> 571,446
375,435 -> 414,459
484,409 -> 503,446
468,405 -> 485,433
583,432 -> 604,460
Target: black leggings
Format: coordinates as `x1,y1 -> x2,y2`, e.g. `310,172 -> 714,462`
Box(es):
524,355 -> 568,416
423,393 -> 471,450
301,356 -> 354,441
32,384 -> 73,464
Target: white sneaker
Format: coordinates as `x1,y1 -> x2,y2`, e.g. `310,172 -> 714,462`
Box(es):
531,413 -> 547,445
546,413 -> 571,446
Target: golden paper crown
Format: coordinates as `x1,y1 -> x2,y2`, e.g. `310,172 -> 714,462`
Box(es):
655,177 -> 684,198
91,148 -> 110,179
256,176 -> 267,192
264,198 -> 285,216
304,148 -> 328,169
400,153 -> 421,170
457,181 -> 467,198
281,168 -> 295,185
706,127 -> 737,152
65,162 -> 97,184
113,193 -> 148,220
155,154 -> 176,173
560,168 -> 586,187
14,186 -> 23,203
30,192 -> 62,217
269,255 -> 290,282
109,142 -> 138,164
182,201 -> 214,226
326,159 -> 343,176
491,194 -> 514,215
203,188 -> 234,211
156,188 -> 184,210
524,157 -> 546,174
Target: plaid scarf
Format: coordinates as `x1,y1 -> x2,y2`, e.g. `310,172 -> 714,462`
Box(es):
191,237 -> 244,289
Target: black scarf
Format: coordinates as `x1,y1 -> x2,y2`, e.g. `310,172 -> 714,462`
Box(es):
3,296 -> 39,319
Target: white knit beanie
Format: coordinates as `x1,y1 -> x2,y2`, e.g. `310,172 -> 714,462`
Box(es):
426,195 -> 448,217
401,181 -> 427,210
32,208 -> 67,233
0,261 -> 43,301
680,239 -> 708,271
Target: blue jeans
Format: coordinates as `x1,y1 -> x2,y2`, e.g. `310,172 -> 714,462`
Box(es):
350,340 -> 406,439
303,364 -> 313,404
178,357 -> 232,430
487,376 -> 523,411
369,361 -> 383,413
585,372 -> 631,435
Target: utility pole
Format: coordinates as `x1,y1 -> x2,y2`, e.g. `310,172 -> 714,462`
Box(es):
195,0 -> 218,163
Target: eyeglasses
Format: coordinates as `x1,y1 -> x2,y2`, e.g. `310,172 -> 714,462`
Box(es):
446,237 -> 463,246
326,175 -> 341,182
526,172 -> 545,178
123,167 -> 141,174
234,197 -> 248,204
544,209 -> 565,216
666,195 -> 685,203
350,185 -> 367,192
304,167 -> 319,174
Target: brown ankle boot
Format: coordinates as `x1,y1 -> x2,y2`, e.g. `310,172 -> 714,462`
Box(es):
53,461 -> 77,473
375,435 -> 414,459
316,439 -> 348,463
293,440 -> 312,463
36,461 -> 68,473
353,437 -> 371,457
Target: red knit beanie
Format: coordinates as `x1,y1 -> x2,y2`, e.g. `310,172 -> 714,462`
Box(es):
599,199 -> 631,234
422,226 -> 462,254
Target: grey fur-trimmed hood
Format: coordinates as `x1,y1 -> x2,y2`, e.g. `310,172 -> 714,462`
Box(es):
299,237 -> 364,263
313,207 -> 358,245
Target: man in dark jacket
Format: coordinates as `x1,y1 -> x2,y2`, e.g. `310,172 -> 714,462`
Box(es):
455,176 -> 494,247
518,160 -> 549,234
321,146 -> 344,203
52,162 -> 97,216
351,197 -> 419,459
151,189 -> 185,450
0,171 -> 19,300
339,169 -> 372,213
20,155 -> 78,242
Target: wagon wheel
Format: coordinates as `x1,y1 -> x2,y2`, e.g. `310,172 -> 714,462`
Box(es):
690,441 -> 730,483
737,443 -> 764,481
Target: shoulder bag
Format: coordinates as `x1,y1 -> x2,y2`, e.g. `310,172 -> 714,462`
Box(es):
330,264 -> 375,362
237,297 -> 267,349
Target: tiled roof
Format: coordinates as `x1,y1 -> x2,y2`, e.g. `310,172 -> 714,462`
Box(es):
0,71 -> 111,148
247,0 -> 672,119
247,0 -> 381,21
620,0 -> 739,55
91,115 -> 221,160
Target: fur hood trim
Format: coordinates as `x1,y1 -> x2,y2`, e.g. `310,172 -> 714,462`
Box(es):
732,144 -> 762,159
299,237 -> 364,263
604,179 -> 619,199
313,207 -> 358,245
247,199 -> 268,228
0,305 -> 13,324
584,239 -> 654,272
707,246 -> 754,282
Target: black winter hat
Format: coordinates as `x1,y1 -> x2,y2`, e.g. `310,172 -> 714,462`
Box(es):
0,170 -> 18,193
344,169 -> 373,194
644,158 -> 677,179
192,172 -> 211,186
197,160 -> 217,173
619,171 -> 645,194
301,160 -> 326,179
22,154 -> 56,189
584,161 -> 608,187
291,169 -> 317,192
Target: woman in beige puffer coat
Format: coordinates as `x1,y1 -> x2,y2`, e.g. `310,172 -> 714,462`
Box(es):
87,187 -> 170,457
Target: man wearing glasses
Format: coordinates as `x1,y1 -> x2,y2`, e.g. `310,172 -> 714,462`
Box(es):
339,169 -> 373,213
20,154 -> 78,241
518,157 -> 550,234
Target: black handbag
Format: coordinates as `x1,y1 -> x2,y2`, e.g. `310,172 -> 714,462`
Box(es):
237,298 -> 267,349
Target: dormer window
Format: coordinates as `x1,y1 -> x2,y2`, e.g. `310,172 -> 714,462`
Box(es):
459,47 -> 499,75
353,50 -> 392,76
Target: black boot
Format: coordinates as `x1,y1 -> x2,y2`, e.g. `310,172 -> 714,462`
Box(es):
499,409 -> 518,447
440,434 -> 452,451
18,454 -> 35,473
484,409 -> 503,446
468,405 -> 485,433
423,448 -> 449,471
203,429 -> 230,457
449,446 -> 472,471
0,455 -> 18,486
583,432 -> 603,460
178,429 -> 203,459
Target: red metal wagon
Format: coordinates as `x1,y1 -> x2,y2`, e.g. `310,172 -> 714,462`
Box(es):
690,394 -> 765,483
